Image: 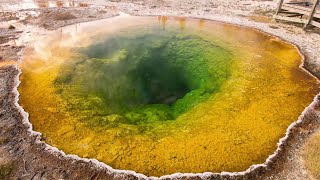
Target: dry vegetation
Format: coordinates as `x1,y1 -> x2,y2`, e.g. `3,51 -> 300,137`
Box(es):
302,131 -> 320,179
0,138 -> 13,180
0,163 -> 13,180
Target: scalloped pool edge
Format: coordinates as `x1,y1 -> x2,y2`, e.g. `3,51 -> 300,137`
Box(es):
13,14 -> 320,179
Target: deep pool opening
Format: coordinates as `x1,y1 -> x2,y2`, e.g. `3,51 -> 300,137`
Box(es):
130,53 -> 191,105
53,30 -> 232,126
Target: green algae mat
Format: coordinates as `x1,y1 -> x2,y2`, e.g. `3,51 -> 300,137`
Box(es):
18,16 -> 319,176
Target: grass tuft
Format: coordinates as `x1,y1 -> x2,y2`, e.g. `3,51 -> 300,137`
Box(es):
302,132 -> 320,179
0,163 -> 13,180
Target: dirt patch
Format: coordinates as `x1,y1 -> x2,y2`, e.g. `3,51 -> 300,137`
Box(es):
0,46 -> 23,62
0,28 -> 22,44
0,12 -> 19,21
52,12 -> 77,21
20,7 -> 118,30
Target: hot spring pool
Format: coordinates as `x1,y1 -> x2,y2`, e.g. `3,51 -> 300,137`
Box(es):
18,16 -> 319,176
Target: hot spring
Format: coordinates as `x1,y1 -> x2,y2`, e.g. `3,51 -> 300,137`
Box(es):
18,16 -> 319,176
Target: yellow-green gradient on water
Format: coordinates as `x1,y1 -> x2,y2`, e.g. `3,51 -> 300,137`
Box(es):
19,16 -> 319,176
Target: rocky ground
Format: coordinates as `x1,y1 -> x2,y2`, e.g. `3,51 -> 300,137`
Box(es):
0,0 -> 320,179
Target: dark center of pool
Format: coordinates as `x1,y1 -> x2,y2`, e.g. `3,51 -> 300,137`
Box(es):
54,29 -> 232,126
